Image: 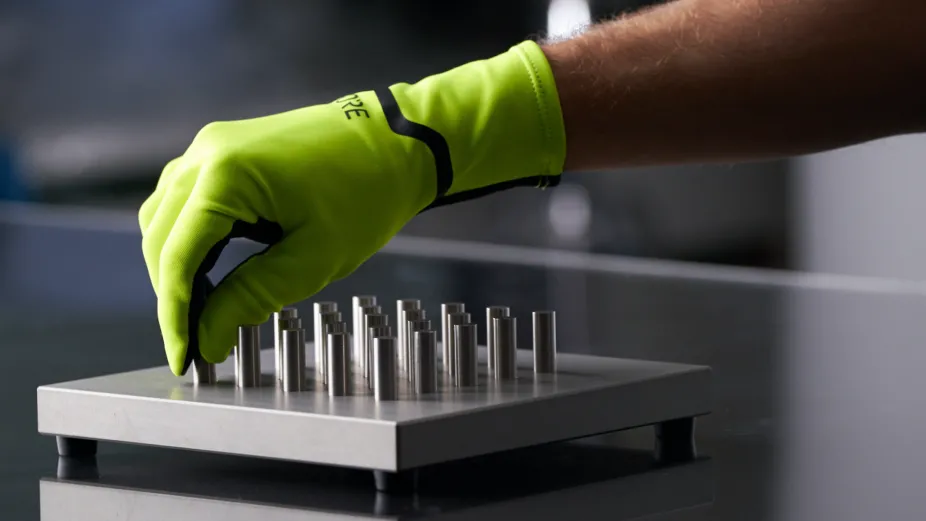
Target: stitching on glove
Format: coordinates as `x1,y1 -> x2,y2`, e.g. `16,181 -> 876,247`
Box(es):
375,87 -> 454,202
514,43 -> 555,178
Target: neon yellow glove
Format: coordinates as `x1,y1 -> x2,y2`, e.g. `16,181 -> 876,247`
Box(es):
139,41 -> 566,375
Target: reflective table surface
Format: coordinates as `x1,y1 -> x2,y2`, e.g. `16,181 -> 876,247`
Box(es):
4,203 -> 926,520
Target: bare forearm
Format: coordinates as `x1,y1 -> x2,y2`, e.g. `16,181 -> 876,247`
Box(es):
543,0 -> 926,170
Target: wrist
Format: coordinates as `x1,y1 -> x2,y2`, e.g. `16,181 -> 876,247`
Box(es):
387,41 -> 567,204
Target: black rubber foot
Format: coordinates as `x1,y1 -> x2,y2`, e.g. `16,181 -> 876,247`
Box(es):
655,417 -> 697,463
56,457 -> 99,480
56,436 -> 98,459
373,492 -> 400,516
373,469 -> 418,494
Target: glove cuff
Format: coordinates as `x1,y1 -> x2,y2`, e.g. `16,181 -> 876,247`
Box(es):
509,40 -> 569,179
386,40 -> 567,207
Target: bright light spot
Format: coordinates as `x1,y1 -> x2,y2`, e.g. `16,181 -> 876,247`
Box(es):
548,184 -> 592,240
546,0 -> 591,41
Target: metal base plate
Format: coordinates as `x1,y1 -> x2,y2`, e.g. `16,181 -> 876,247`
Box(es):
37,347 -> 711,472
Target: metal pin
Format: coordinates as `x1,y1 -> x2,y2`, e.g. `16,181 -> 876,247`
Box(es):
326,321 -> 348,336
405,319 -> 431,382
367,325 -> 392,387
192,359 -> 216,385
401,310 -> 427,377
236,325 -> 262,388
273,308 -> 298,380
445,312 -> 471,378
296,327 -> 307,382
323,322 -> 347,383
363,315 -> 389,380
396,299 -> 421,373
532,311 -> 557,374
414,330 -> 438,395
440,303 -> 466,373
373,337 -> 398,401
279,317 -> 303,378
280,317 -> 302,330
358,305 -> 383,374
317,311 -> 342,380
486,306 -> 510,375
327,332 -> 350,396
281,329 -> 305,392
313,302 -> 338,376
454,323 -> 478,387
278,317 -> 302,348
493,317 -> 517,381
352,296 -> 377,369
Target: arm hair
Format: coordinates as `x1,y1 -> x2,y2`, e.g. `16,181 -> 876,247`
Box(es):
542,0 -> 926,169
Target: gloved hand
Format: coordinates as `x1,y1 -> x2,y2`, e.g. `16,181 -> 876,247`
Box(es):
139,40 -> 567,375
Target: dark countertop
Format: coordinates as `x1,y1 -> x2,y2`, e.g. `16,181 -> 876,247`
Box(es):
4,203 -> 926,520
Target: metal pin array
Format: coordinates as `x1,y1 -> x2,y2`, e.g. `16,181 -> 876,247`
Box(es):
190,296 -> 558,403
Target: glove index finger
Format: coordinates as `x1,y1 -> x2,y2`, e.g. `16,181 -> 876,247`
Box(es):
158,205 -> 238,375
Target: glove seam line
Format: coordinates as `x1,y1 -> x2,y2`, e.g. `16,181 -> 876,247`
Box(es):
514,43 -> 556,178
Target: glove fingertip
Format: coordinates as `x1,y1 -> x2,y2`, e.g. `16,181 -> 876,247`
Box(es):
167,346 -> 187,376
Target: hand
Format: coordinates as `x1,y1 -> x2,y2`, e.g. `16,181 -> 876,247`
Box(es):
139,41 -> 567,375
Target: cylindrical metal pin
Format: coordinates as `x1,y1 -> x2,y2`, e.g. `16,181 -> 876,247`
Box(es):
326,321 -> 348,337
363,314 -> 389,380
281,329 -> 305,392
352,296 -> 377,369
401,310 -> 427,377
493,317 -> 517,381
358,305 -> 383,375
273,308 -> 298,380
414,330 -> 438,394
236,325 -> 261,388
279,317 -> 303,378
317,311 -> 342,381
313,302 -> 338,376
454,323 -> 478,387
405,319 -> 430,382
373,337 -> 398,401
324,322 -> 347,384
367,325 -> 392,388
445,312 -> 471,378
396,299 -> 421,374
532,311 -> 557,374
327,332 -> 350,396
192,359 -> 216,385
440,303 -> 466,373
296,327 -> 307,383
279,317 -> 302,330
486,306 -> 510,375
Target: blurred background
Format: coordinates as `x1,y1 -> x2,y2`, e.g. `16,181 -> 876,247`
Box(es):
5,3 -> 926,518
1,0 -> 923,277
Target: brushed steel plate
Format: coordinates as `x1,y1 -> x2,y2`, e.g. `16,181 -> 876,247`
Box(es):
37,347 -> 711,471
